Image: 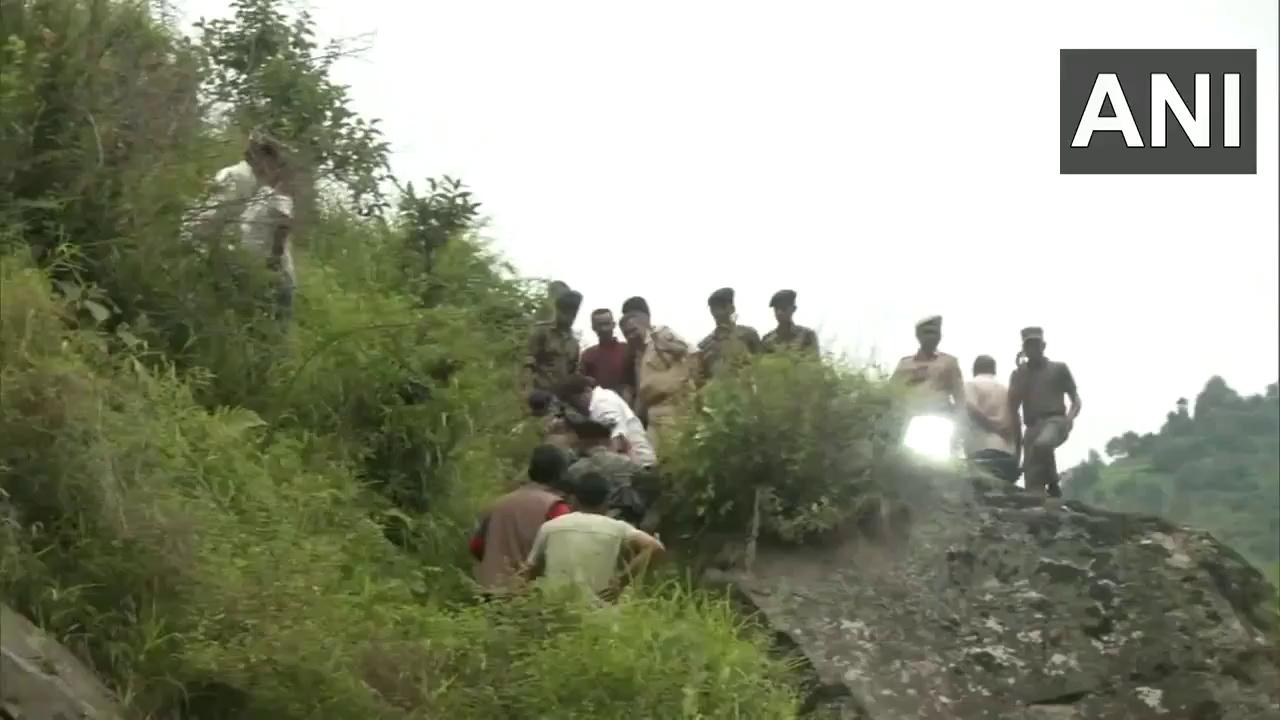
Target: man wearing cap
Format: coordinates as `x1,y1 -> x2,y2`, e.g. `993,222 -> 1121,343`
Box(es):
524,289 -> 583,394
619,305 -> 694,455
1007,327 -> 1081,497
762,289 -> 819,356
891,315 -> 967,418
696,287 -> 763,385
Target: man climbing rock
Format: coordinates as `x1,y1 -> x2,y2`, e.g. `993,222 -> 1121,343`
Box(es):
469,445 -> 573,597
524,289 -> 582,393
965,354 -> 1019,483
1008,327 -> 1081,498
619,307 -> 694,455
696,287 -> 762,385
762,289 -> 819,356
579,308 -> 632,401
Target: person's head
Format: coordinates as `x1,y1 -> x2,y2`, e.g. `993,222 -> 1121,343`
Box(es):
555,374 -> 594,413
554,290 -> 583,328
547,280 -> 570,303
527,389 -> 555,417
707,287 -> 736,327
973,355 -> 997,377
571,418 -> 613,450
1020,327 -> 1046,362
590,308 -> 616,341
915,315 -> 942,353
621,296 -> 650,317
573,471 -> 612,513
619,310 -> 650,347
770,289 -> 797,326
244,131 -> 289,186
528,444 -> 569,490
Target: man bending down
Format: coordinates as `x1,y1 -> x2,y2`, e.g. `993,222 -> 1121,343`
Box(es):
521,472 -> 665,601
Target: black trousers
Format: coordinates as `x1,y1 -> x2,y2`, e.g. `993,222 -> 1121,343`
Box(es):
971,449 -> 1019,483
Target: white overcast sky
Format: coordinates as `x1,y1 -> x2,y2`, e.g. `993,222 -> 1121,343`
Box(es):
179,0 -> 1279,465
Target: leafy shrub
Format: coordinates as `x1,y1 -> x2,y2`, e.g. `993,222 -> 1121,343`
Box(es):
1,254 -> 802,718
662,354 -> 906,542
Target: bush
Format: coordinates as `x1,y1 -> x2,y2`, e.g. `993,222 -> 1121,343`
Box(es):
662,354 -> 906,542
0,253 -> 803,718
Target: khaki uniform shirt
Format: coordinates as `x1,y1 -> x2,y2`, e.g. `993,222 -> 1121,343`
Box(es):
892,351 -> 964,414
762,325 -> 819,356
697,324 -> 763,382
634,325 -> 694,411
525,322 -> 581,392
1009,360 -> 1077,426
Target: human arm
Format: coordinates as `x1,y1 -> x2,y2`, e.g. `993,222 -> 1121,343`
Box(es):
467,514 -> 490,561
1007,371 -> 1024,461
1061,364 -> 1082,423
605,528 -> 666,599
521,328 -> 544,393
517,526 -> 549,584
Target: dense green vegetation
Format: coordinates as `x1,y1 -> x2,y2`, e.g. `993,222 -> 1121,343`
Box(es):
1065,378 -> 1280,583
0,1 -> 909,716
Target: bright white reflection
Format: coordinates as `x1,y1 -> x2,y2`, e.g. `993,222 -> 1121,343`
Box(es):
903,415 -> 955,463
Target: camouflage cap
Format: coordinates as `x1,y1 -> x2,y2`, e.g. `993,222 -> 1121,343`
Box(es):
555,289 -> 583,311
707,287 -> 735,307
621,296 -> 650,315
1021,326 -> 1044,341
915,315 -> 942,331
769,289 -> 797,308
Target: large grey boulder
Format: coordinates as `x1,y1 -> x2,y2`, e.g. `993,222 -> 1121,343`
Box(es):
715,472 -> 1280,719
1,604 -> 123,720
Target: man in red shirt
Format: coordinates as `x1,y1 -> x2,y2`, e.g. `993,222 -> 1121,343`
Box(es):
468,445 -> 573,597
579,308 -> 633,403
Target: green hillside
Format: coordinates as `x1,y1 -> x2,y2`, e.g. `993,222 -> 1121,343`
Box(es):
1065,378 -> 1280,582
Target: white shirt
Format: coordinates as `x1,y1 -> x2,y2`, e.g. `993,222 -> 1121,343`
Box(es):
964,373 -> 1016,455
183,161 -> 259,241
239,187 -> 296,285
588,386 -> 657,467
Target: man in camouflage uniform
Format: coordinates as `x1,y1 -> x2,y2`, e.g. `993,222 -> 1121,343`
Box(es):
619,307 -> 694,456
762,289 -> 819,356
696,287 -> 762,385
524,289 -> 582,393
567,419 -> 653,526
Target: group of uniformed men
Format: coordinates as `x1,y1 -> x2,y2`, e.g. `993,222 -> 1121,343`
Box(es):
468,283 -> 1082,600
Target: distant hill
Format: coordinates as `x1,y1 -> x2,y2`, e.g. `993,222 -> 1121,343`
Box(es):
1064,377 -> 1280,582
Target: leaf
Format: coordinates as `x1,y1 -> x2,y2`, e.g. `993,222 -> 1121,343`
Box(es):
82,299 -> 111,323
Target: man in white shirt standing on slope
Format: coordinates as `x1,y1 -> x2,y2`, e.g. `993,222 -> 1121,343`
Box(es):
557,374 -> 657,468
184,130 -> 297,321
964,354 -> 1019,484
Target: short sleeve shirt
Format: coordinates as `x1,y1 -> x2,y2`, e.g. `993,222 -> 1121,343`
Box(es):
762,325 -> 819,356
697,325 -> 763,380
239,188 -> 295,283
1009,360 -> 1077,425
892,352 -> 963,413
526,512 -> 647,594
525,323 -> 581,392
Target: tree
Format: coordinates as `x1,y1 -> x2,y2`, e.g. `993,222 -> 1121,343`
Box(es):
195,0 -> 392,218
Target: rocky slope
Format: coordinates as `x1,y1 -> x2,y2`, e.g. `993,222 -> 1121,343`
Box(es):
1,604 -> 122,720
714,469 -> 1280,719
